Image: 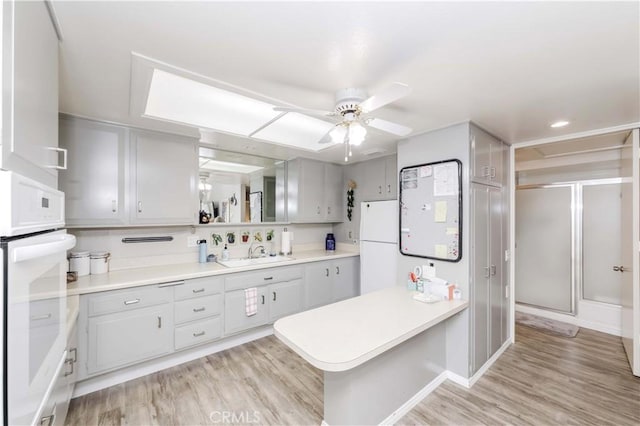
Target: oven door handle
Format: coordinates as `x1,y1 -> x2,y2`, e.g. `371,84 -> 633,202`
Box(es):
12,235 -> 76,263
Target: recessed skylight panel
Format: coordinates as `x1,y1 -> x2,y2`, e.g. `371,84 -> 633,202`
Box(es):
252,112 -> 335,151
144,69 -> 280,136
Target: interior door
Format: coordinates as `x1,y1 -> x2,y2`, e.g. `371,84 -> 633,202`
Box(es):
621,129 -> 639,376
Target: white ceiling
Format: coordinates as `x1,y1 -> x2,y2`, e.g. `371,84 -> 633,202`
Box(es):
53,1 -> 640,164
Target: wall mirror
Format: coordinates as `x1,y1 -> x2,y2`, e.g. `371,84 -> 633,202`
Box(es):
198,147 -> 286,224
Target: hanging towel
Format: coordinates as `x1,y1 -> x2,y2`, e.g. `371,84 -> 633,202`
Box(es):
244,287 -> 258,317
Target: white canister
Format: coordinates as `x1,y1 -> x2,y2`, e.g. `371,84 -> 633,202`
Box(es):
90,251 -> 111,275
69,251 -> 90,276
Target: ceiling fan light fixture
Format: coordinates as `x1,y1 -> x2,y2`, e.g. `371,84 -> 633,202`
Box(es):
330,125 -> 347,144
348,121 -> 367,146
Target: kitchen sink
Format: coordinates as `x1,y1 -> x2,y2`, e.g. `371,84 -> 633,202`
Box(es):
217,255 -> 295,268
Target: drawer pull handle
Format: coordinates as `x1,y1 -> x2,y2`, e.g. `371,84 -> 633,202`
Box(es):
193,307 -> 205,313
336,266 -> 340,275
261,295 -> 265,304
138,201 -> 143,213
30,313 -> 52,321
40,414 -> 55,426
69,347 -> 77,363
124,299 -> 140,305
193,331 -> 205,337
263,276 -> 273,281
158,316 -> 162,328
325,268 -> 329,277
192,288 -> 205,293
387,184 -> 391,193
272,291 -> 277,302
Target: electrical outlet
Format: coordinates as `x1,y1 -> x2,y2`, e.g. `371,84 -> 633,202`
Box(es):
187,236 -> 200,247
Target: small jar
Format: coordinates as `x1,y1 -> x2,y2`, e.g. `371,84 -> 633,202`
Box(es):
325,233 -> 336,252
90,251 -> 111,275
69,251 -> 90,277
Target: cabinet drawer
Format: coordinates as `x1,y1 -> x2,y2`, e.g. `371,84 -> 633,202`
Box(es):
87,286 -> 173,317
225,266 -> 303,291
175,277 -> 223,301
175,317 -> 222,350
174,294 -> 222,324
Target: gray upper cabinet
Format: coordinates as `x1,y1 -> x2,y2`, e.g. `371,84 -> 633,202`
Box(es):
355,155 -> 397,201
1,0 -> 60,188
59,117 -> 127,226
287,158 -> 344,223
470,126 -> 504,187
59,117 -> 200,227
130,130 -> 198,225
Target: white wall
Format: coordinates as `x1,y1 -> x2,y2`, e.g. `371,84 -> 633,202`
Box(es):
70,223 -> 333,271
397,122 -> 471,378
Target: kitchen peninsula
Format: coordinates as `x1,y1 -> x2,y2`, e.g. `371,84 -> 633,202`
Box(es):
274,286 -> 468,425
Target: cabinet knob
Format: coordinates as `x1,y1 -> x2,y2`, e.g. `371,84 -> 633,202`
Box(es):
273,291 -> 277,302
325,268 -> 329,277
112,200 -> 117,213
336,266 -> 340,275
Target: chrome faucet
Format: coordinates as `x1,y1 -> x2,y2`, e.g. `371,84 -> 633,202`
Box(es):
248,243 -> 266,259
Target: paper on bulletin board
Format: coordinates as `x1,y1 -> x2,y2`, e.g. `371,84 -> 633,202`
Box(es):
434,201 -> 447,222
446,227 -> 459,235
433,163 -> 458,196
435,244 -> 447,258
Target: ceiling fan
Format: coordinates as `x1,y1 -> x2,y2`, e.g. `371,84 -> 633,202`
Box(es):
273,83 -> 412,161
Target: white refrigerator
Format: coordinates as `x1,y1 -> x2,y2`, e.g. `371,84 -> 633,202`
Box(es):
359,200 -> 398,294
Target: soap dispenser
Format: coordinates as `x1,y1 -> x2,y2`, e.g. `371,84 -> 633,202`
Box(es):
221,244 -> 230,261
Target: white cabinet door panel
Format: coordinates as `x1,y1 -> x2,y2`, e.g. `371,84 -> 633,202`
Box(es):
268,279 -> 302,321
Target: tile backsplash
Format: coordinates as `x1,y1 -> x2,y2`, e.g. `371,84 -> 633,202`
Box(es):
69,223 -> 333,271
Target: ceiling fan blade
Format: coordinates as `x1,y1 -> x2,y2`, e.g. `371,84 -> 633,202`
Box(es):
366,118 -> 412,137
273,106 -> 336,117
359,82 -> 411,113
318,125 -> 337,144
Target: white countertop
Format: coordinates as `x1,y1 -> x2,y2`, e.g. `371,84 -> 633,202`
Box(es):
274,286 -> 468,372
67,249 -> 358,296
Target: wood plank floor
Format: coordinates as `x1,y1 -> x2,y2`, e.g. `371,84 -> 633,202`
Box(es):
66,324 -> 640,426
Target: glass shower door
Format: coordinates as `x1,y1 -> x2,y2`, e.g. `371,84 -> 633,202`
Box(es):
515,185 -> 575,313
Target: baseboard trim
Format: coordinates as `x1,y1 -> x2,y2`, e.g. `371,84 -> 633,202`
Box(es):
379,371 -> 449,425
515,303 -> 621,336
468,339 -> 511,387
73,326 -> 274,398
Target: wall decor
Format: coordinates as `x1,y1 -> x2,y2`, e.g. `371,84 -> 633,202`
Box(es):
347,179 -> 356,221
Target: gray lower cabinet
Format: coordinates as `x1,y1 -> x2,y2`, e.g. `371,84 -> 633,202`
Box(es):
224,286 -> 269,335
268,279 -> 303,321
470,183 -> 506,374
305,257 -> 360,309
87,303 -> 174,375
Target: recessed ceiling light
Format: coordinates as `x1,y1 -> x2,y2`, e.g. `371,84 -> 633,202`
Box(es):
550,120 -> 570,128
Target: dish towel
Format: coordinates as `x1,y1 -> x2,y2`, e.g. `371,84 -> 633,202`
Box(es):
244,287 -> 258,317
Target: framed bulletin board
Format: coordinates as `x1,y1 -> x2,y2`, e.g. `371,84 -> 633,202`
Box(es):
399,159 -> 462,262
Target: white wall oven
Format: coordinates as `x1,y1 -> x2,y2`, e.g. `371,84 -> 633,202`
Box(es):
1,171 -> 75,425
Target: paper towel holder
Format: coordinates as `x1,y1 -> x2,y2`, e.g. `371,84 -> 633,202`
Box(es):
280,228 -> 292,256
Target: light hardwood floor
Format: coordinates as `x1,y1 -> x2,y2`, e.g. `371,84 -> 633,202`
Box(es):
66,325 -> 640,426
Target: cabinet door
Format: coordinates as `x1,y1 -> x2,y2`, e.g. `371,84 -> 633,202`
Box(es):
131,130 -> 197,224
489,187 -> 504,354
324,163 -> 344,221
268,279 -> 303,322
332,258 -> 359,302
2,0 -> 59,187
87,304 -> 173,375
304,261 -> 333,309
384,155 -> 398,199
360,157 -> 386,201
471,132 -> 492,184
224,287 -> 268,335
470,184 -> 490,374
59,118 -> 127,226
490,140 -> 505,186
51,321 -> 78,426
300,159 -> 325,221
